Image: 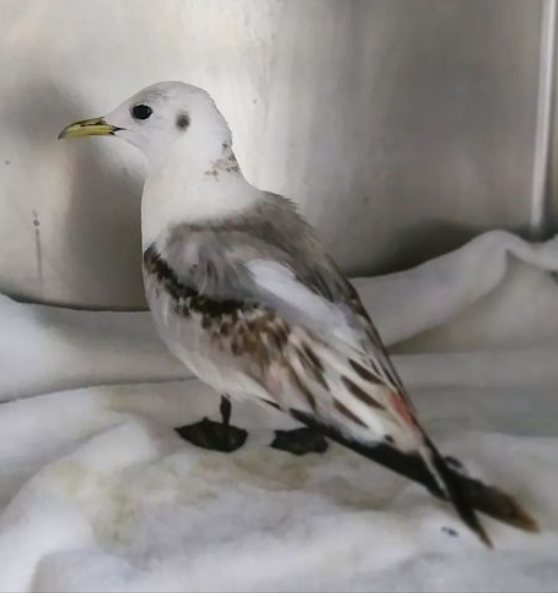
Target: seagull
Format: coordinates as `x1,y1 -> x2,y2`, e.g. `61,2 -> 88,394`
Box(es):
59,81 -> 539,546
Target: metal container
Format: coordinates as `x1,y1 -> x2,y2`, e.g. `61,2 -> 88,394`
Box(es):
0,0 -> 551,308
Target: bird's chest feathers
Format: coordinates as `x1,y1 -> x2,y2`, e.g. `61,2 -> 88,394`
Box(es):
142,244 -> 216,368
141,244 -> 261,393
141,177 -> 214,249
140,159 -> 256,249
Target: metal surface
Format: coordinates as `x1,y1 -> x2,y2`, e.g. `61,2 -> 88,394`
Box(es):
530,0 -> 556,239
548,1 -> 558,230
0,0 -> 545,308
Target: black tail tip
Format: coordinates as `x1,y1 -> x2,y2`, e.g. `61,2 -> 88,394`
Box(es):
460,485 -> 540,548
473,520 -> 494,549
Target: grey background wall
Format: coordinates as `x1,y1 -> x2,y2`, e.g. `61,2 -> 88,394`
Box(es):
0,0 -> 551,308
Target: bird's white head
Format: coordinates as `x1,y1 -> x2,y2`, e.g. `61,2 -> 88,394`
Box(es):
59,81 -> 258,245
59,81 -> 233,165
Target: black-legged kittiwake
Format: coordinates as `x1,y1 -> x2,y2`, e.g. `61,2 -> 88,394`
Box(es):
59,81 -> 539,547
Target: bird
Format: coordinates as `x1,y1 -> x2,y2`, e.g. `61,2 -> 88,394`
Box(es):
59,81 -> 539,547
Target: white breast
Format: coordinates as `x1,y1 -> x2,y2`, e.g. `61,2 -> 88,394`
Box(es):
142,267 -> 268,401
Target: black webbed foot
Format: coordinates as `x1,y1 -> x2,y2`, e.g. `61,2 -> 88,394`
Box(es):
271,427 -> 329,456
175,417 -> 248,453
175,395 -> 248,453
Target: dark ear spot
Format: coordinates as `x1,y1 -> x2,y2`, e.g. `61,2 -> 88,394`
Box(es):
176,113 -> 190,130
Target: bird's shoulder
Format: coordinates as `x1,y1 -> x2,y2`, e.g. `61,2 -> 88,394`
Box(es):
155,192 -> 356,308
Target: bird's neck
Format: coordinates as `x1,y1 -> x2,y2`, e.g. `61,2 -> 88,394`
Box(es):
141,141 -> 259,250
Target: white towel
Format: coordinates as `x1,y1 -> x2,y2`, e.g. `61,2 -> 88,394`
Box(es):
1,230 -> 558,591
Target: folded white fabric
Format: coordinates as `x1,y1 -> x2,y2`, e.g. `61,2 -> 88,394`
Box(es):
1,230 -> 558,591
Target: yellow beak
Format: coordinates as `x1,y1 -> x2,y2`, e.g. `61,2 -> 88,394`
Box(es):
57,117 -> 120,139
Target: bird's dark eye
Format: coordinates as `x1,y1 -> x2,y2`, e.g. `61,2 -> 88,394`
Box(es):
131,104 -> 153,120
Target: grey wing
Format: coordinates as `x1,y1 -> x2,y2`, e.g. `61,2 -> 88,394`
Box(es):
149,198 -> 424,450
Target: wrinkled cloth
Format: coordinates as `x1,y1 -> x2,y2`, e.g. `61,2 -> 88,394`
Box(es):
1,230 -> 558,591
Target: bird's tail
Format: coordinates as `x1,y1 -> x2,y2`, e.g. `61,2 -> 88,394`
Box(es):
292,410 -> 540,547
418,438 -> 539,547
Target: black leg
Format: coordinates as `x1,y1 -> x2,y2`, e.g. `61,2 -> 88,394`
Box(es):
175,394 -> 248,453
220,394 -> 232,428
